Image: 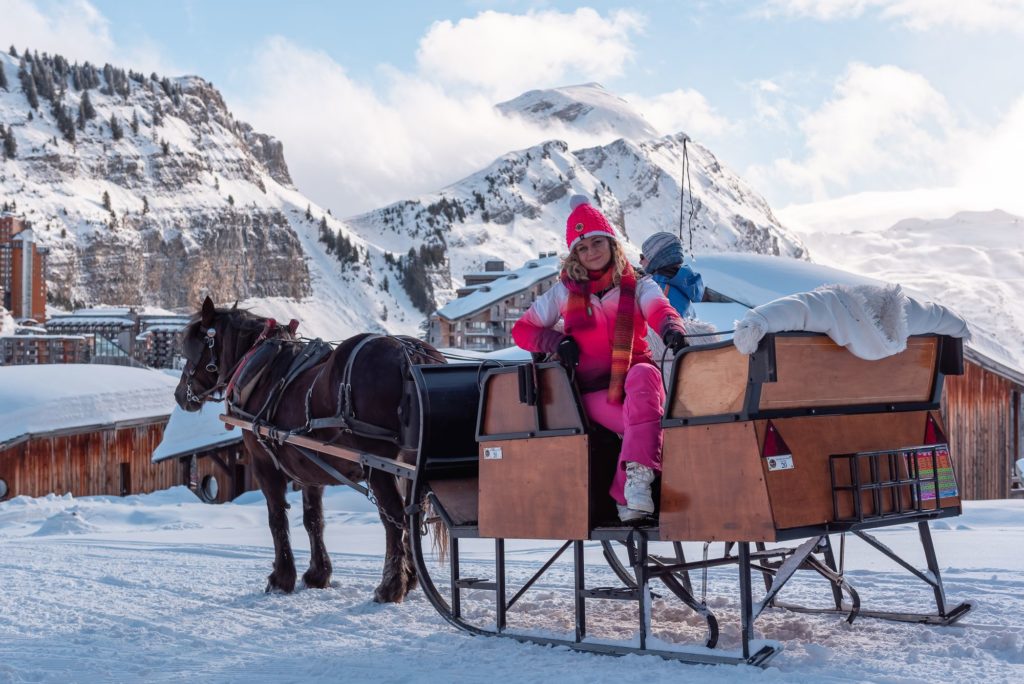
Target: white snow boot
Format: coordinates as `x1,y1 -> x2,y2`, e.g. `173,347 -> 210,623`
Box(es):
623,462 -> 656,515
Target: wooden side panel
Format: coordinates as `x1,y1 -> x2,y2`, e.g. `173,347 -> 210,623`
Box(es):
480,372 -> 536,436
660,422 -> 777,542
667,346 -> 748,419
537,367 -> 585,432
479,435 -> 589,540
757,411 -> 961,529
760,336 -> 937,410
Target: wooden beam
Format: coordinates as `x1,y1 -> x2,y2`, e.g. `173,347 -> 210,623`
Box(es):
218,414 -> 416,478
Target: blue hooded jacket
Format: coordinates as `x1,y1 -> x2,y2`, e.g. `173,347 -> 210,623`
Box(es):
650,266 -> 704,318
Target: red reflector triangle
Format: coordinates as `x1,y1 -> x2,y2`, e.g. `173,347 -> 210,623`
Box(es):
924,412 -> 947,445
763,420 -> 792,458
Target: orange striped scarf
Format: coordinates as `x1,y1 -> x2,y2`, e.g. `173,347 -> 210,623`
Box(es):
562,262 -> 637,404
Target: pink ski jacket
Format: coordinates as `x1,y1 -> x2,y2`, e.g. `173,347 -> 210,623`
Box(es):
512,277 -> 684,391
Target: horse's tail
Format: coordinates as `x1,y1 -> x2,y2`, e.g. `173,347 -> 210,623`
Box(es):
424,497 -> 450,564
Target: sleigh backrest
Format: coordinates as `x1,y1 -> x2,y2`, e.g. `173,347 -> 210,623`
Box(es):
665,333 -> 960,426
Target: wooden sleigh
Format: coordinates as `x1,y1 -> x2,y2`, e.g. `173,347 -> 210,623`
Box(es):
224,332 -> 971,667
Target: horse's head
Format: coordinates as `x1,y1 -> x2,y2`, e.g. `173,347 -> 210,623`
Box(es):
174,296 -> 262,411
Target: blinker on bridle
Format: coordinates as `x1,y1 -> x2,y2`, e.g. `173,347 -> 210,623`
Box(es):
203,327 -> 218,373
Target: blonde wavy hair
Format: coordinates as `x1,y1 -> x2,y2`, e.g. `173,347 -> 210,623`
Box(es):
561,237 -> 629,285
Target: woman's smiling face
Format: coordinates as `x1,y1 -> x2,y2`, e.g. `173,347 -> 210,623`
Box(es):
575,236 -> 612,271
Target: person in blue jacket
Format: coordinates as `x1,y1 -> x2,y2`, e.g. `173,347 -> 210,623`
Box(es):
639,232 -> 705,318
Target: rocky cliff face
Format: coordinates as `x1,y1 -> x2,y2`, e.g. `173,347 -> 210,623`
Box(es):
0,50 -> 309,309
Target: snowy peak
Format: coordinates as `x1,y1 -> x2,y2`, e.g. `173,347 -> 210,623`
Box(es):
496,83 -> 660,141
347,130 -> 806,315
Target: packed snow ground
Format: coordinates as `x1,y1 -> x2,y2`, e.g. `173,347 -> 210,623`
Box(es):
1,487 -> 1022,683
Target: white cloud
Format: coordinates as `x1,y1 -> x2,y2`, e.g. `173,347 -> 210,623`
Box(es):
0,0 -> 177,76
747,63 -> 964,201
958,94 -> 1024,214
626,88 -> 733,138
232,36 -> 616,216
416,8 -> 644,98
759,0 -> 1024,33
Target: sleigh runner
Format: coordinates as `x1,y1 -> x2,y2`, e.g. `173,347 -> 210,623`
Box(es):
214,326 -> 970,666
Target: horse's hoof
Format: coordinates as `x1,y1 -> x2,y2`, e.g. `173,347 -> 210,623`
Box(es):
373,583 -> 407,604
265,574 -> 296,594
302,569 -> 332,590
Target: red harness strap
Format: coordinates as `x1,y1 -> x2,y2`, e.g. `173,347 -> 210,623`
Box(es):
223,318 -> 279,408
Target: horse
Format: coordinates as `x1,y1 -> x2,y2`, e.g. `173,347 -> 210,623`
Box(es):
173,296 -> 444,602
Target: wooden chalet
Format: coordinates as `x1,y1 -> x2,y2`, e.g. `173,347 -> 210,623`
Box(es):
151,404 -> 252,503
0,364 -> 181,501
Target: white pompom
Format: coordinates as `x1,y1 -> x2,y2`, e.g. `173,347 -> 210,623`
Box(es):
569,194 -> 590,211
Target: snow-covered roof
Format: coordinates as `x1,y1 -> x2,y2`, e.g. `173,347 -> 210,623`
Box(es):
687,253 -> 1021,378
0,365 -> 179,447
47,316 -> 135,327
152,403 -> 241,463
438,256 -> 560,321
693,253 -> 885,307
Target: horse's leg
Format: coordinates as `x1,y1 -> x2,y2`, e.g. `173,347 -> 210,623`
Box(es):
368,470 -> 409,603
301,485 -> 333,589
253,453 -> 297,593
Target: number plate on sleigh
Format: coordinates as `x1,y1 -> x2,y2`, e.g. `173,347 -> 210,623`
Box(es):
484,447 -> 503,460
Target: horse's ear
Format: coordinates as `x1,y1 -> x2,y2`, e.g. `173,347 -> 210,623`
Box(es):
201,296 -> 216,327
231,300 -> 238,311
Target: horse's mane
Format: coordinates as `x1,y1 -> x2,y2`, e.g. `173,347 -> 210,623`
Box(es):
188,306 -> 266,332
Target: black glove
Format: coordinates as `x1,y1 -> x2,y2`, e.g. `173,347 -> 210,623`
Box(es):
557,336 -> 580,369
663,328 -> 688,352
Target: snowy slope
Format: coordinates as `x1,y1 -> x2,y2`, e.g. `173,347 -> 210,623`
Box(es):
796,210 -> 1024,371
0,487 -> 1022,682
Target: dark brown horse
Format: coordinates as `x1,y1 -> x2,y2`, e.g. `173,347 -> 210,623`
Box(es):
173,297 -> 443,602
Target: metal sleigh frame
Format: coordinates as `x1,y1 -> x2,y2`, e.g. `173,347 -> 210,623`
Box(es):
220,333 -> 971,668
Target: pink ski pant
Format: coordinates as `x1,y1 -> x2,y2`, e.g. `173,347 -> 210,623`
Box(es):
580,363 -> 665,505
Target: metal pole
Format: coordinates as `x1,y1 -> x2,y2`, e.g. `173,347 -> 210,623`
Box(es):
738,542 -> 753,660
450,537 -> 461,619
574,540 -> 586,642
496,538 -> 507,632
918,521 -> 948,615
637,533 -> 650,651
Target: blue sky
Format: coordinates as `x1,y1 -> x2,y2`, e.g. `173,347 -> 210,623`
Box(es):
4,0 -> 1024,228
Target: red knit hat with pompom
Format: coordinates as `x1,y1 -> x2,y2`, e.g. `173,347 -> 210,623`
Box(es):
565,194 -> 617,251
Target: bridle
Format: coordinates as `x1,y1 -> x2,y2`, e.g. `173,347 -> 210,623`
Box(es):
183,317 -> 292,407
184,326 -> 226,405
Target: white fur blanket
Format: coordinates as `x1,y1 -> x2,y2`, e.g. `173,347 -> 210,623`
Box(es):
733,283 -> 971,360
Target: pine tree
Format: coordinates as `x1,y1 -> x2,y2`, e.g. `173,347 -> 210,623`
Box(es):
102,191 -> 111,212
142,196 -> 149,214
227,195 -> 235,206
80,91 -> 95,120
18,65 -> 39,109
305,204 -> 313,221
160,139 -> 169,155
8,46 -> 17,57
3,127 -> 16,160
109,114 -> 123,140
131,110 -> 139,135
0,62 -> 8,91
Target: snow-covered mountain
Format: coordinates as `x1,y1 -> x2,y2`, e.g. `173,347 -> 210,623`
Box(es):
349,84 -> 805,312
799,209 -> 1024,370
2,52 -> 804,339
0,48 -> 429,339
496,82 -> 660,140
